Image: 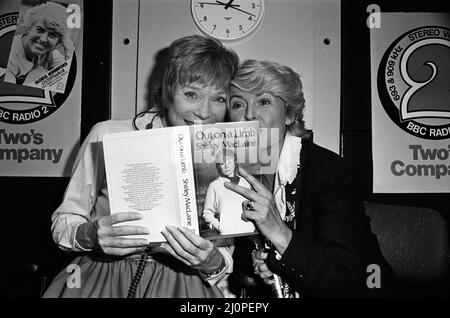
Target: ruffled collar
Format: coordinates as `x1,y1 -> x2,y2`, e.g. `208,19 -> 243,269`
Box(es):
273,131 -> 302,219
275,131 -> 302,187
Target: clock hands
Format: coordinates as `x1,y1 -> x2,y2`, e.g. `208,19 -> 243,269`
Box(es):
197,1 -> 256,18
215,1 -> 256,17
192,0 -> 264,40
223,0 -> 235,9
198,2 -> 240,7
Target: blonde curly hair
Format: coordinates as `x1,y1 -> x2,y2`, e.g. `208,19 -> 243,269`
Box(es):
230,59 -> 309,138
22,2 -> 68,39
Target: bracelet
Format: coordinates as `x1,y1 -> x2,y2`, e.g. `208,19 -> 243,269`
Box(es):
200,257 -> 226,278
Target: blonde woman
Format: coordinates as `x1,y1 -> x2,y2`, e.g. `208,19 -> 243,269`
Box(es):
226,60 -> 397,297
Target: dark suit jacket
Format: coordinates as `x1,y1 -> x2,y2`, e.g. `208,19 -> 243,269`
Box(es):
232,139 -> 397,297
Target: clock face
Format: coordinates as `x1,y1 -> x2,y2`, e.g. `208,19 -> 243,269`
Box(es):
190,0 -> 265,42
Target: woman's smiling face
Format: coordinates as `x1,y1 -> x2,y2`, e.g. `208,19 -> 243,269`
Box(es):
23,22 -> 61,57
166,82 -> 228,126
219,157 -> 235,178
228,87 -> 291,148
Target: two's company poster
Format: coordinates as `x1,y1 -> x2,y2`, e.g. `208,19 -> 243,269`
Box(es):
0,0 -> 83,176
370,13 -> 450,193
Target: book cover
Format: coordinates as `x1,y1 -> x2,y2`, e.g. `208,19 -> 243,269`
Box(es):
103,121 -> 260,243
191,121 -> 259,240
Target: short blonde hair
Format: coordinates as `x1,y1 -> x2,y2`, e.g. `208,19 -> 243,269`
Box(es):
22,2 -> 68,39
215,148 -> 238,174
215,147 -> 235,164
230,59 -> 309,138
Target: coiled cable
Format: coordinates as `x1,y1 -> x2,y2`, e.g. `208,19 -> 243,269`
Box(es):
127,246 -> 151,298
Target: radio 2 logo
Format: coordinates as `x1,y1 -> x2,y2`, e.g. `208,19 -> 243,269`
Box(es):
0,12 -> 76,125
377,25 -> 450,140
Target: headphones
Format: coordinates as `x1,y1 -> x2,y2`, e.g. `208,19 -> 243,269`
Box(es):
132,110 -> 162,131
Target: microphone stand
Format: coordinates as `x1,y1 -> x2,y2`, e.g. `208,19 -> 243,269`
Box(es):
251,235 -> 285,298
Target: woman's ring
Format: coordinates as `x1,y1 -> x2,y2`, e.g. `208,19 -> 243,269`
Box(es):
243,200 -> 255,211
254,264 -> 260,273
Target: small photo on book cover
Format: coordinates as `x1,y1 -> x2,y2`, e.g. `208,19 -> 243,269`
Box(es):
3,0 -> 82,93
191,121 -> 260,240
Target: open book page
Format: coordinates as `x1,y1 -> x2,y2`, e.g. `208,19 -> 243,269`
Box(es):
191,121 -> 260,240
103,126 -> 198,243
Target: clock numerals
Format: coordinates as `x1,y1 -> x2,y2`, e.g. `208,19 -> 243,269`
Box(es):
211,24 -> 217,34
191,0 -> 265,42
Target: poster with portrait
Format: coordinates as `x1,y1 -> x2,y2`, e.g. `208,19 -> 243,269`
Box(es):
370,13 -> 450,193
0,0 -> 83,176
3,0 -> 81,93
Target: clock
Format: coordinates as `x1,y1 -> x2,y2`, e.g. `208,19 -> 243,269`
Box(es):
190,0 -> 265,43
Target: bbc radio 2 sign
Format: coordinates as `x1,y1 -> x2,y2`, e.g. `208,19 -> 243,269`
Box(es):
370,13 -> 450,193
377,25 -> 450,140
0,0 -> 83,177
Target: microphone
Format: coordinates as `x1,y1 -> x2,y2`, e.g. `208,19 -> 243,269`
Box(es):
262,241 -> 285,298
271,272 -> 284,298
250,235 -> 285,298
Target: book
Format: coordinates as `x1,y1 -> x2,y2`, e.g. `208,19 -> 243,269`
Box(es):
103,121 -> 260,243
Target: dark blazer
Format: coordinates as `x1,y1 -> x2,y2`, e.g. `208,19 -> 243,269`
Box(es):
232,139 -> 397,297
265,139 -> 397,297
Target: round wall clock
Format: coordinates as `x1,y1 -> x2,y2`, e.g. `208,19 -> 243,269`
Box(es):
190,0 -> 265,43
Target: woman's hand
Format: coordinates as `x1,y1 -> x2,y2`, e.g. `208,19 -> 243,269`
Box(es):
224,167 -> 292,255
76,212 -> 150,256
61,34 -> 75,59
161,225 -> 224,273
252,249 -> 275,285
